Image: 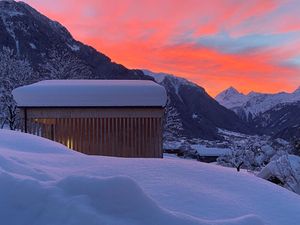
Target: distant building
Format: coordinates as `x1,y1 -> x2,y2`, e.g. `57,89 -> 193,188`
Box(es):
13,80 -> 167,158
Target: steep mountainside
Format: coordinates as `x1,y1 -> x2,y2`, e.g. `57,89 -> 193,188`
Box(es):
216,87 -> 300,140
0,0 -> 150,80
143,70 -> 253,141
252,103 -> 300,140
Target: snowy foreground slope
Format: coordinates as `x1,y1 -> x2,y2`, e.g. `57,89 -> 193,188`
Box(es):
1,130 -> 300,225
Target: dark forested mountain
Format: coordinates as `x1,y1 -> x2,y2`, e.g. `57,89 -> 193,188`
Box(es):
143,70 -> 253,141
0,0 -> 150,80
252,102 -> 300,140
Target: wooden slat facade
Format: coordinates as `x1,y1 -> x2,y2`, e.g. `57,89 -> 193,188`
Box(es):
20,107 -> 164,158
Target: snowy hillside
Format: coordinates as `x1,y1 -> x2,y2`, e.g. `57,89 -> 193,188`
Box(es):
1,129 -> 300,225
216,86 -> 300,118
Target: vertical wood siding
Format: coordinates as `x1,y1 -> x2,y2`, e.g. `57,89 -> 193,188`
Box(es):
21,108 -> 164,158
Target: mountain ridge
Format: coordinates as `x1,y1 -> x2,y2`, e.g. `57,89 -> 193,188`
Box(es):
143,70 -> 254,141
216,86 -> 300,117
216,86 -> 300,140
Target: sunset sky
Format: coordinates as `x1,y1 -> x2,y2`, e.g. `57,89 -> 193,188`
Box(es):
24,0 -> 300,96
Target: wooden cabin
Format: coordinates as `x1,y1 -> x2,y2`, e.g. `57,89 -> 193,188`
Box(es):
12,80 -> 167,158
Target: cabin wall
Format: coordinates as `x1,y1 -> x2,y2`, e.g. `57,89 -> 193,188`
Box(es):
20,108 -> 164,158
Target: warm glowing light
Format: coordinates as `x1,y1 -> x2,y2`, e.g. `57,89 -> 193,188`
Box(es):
67,138 -> 73,149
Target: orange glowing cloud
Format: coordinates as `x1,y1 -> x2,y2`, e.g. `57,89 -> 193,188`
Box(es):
24,0 -> 300,96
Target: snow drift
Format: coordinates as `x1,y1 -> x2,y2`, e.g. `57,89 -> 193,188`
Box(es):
0,130 -> 300,225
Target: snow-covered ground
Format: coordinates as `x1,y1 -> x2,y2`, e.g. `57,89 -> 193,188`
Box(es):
258,154 -> 300,194
1,130 -> 300,225
191,144 -> 231,156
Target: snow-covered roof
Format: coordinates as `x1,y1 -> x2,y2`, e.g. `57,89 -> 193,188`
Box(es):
12,80 -> 167,107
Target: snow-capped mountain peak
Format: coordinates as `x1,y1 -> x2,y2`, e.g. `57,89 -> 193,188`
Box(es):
216,86 -> 300,121
215,87 -> 247,109
216,87 -> 244,99
224,86 -> 240,95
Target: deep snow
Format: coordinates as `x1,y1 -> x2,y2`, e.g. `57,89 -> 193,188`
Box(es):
191,144 -> 231,156
0,130 -> 300,225
258,154 -> 300,194
12,80 -> 167,107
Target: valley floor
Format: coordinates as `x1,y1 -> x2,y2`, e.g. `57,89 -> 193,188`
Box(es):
0,130 -> 299,225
